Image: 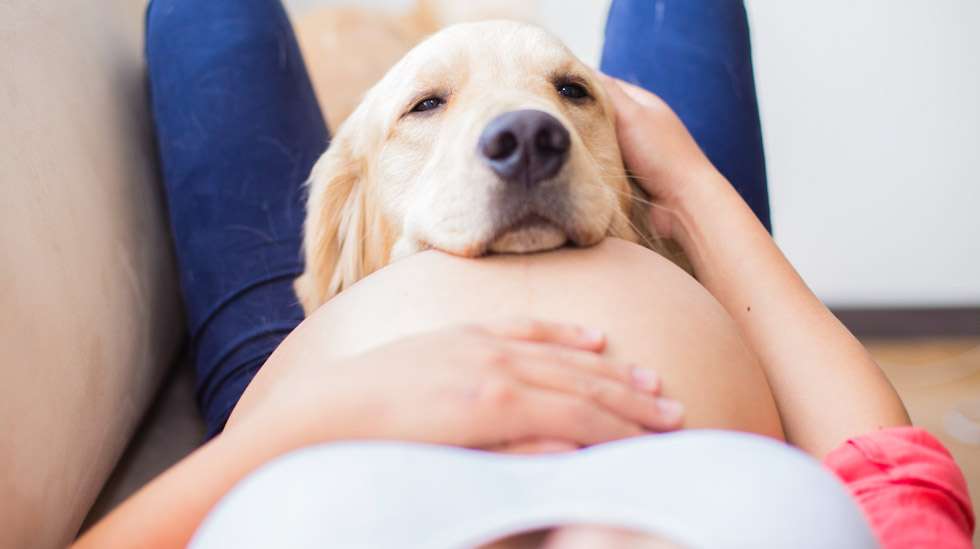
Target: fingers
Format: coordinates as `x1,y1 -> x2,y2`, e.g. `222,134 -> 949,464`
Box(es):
595,73 -> 661,175
503,340 -> 660,393
597,72 -> 643,118
612,78 -> 666,110
503,352 -> 684,432
597,72 -> 665,111
479,317 -> 606,352
514,387 -> 647,446
466,319 -> 685,445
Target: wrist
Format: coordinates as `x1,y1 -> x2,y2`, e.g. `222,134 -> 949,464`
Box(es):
657,170 -> 763,276
226,374 -> 361,456
654,168 -> 731,243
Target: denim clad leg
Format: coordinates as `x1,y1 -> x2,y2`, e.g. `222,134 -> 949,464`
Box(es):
601,0 -> 772,231
145,0 -> 329,436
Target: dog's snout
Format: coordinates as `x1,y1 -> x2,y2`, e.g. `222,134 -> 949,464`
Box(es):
478,109 -> 570,186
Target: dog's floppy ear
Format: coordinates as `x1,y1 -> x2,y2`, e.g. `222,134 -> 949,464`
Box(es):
295,132 -> 394,314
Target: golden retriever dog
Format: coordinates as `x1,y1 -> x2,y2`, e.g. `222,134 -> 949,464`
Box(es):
295,20 -> 672,313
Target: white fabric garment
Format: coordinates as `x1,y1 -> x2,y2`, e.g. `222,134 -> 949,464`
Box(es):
191,431 -> 877,548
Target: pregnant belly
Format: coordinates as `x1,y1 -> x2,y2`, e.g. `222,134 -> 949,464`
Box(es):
235,238 -> 782,438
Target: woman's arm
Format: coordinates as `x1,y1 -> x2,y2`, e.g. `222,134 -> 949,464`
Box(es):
601,75 -> 910,458
75,320 -> 681,548
674,168 -> 910,457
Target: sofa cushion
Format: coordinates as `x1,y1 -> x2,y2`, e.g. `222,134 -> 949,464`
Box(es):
81,358 -> 206,531
0,1 -> 184,547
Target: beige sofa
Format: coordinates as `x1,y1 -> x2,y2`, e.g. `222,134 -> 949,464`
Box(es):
0,1 -> 205,547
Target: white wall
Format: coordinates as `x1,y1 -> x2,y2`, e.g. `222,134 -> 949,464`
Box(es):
287,0 -> 980,307
747,0 -> 980,307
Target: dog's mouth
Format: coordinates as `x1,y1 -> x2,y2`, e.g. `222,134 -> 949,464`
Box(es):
487,213 -> 569,254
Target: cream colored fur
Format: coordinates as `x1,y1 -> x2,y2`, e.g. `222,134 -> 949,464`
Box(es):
296,20 -> 666,314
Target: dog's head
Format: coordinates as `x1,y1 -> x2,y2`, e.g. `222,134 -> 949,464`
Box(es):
297,20 -> 660,311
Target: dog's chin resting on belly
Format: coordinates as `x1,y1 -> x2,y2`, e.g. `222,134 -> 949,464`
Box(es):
295,20 -> 685,314
488,215 -> 568,254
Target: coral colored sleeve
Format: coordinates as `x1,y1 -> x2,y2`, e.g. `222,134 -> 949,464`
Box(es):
824,426 -> 975,549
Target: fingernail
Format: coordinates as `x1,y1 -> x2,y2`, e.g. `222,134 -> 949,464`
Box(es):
630,367 -> 659,391
656,399 -> 685,422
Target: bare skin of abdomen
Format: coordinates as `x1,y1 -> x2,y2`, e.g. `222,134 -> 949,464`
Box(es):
237,238 -> 783,438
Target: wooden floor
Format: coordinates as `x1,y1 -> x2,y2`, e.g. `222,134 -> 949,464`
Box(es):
864,338 -> 980,547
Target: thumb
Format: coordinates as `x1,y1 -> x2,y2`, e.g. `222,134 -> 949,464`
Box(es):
610,76 -> 668,110
597,72 -> 645,120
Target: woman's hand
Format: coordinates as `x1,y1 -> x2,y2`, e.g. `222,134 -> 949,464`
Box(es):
598,73 -> 728,242
600,75 -> 910,457
78,320 -> 682,549
236,319 -> 684,455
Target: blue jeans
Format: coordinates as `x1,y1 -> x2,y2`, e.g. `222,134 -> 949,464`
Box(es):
601,1 -> 771,230
145,0 -> 769,437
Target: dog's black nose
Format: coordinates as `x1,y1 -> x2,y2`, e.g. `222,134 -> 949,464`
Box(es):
478,109 -> 570,186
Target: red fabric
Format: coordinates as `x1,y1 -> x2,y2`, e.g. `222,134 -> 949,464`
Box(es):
824,427 -> 975,548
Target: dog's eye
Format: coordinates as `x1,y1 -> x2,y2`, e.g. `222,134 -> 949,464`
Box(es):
557,82 -> 590,101
410,96 -> 445,113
